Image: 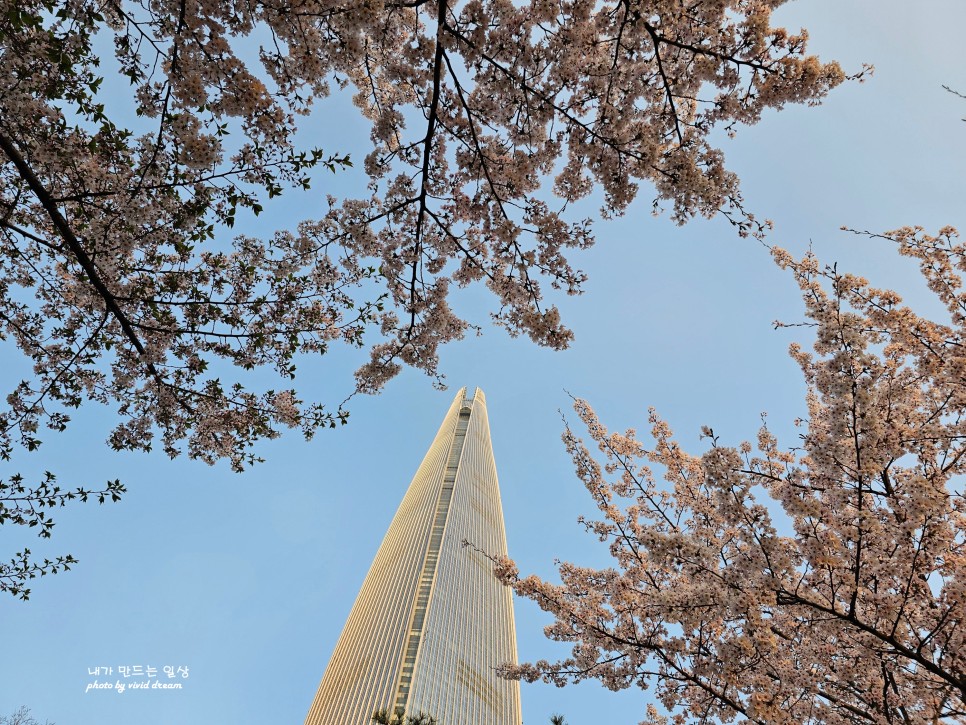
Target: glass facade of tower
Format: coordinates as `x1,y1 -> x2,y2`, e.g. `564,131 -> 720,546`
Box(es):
305,388 -> 522,725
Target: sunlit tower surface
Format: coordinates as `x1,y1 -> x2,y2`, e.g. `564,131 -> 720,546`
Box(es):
305,387 -> 522,725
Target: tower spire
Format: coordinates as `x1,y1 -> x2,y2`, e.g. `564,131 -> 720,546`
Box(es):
305,388 -> 521,725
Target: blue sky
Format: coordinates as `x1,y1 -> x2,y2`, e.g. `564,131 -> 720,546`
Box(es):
2,2 -> 966,724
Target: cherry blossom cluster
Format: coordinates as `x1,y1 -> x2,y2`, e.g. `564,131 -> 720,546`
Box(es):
498,229 -> 966,723
0,0 -> 847,593
321,0 -> 856,376
1,0 -> 848,470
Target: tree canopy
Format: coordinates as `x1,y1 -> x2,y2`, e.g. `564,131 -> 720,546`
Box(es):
0,0 -> 850,596
497,227 -> 966,723
0,0 -> 848,467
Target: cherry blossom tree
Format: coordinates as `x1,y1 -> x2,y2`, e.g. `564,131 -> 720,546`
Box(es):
0,0 -> 851,596
496,228 -> 966,723
0,0 -> 852,463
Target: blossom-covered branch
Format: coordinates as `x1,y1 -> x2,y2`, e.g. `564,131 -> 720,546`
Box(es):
498,227 -> 966,724
1,0 -> 853,469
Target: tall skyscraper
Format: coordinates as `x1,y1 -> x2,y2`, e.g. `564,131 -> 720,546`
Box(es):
305,387 -> 522,725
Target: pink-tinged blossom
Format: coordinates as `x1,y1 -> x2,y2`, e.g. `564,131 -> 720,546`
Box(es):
0,0 -> 851,474
500,229 -> 966,724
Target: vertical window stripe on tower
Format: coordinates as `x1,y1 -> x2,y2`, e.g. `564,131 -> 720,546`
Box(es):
392,406 -> 471,713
